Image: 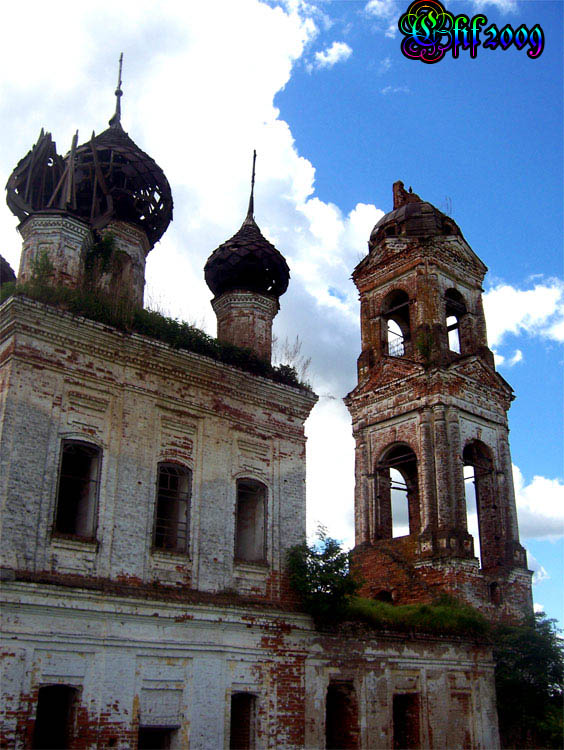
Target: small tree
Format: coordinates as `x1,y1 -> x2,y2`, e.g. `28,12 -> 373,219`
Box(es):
494,613 -> 564,748
287,527 -> 359,621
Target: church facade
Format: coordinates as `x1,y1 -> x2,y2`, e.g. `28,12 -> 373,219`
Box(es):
0,82 -> 530,749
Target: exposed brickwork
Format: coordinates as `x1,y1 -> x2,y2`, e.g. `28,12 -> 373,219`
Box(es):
346,188 -> 532,623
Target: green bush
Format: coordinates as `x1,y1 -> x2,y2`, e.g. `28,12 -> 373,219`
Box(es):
287,527 -> 360,621
493,614 -> 564,748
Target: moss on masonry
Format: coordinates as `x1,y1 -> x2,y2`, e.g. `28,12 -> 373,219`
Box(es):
0,280 -> 310,391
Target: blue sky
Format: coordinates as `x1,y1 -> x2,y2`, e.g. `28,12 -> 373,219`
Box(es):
0,0 -> 562,624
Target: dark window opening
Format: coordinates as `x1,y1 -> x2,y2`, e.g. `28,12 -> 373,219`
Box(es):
445,289 -> 467,354
375,445 -> 419,540
326,682 -> 359,749
463,441 -> 496,569
154,463 -> 191,553
138,727 -> 176,749
32,685 -> 78,749
393,693 -> 420,750
55,441 -> 100,538
374,590 -> 393,603
490,581 -> 502,605
235,479 -> 266,563
230,693 -> 256,750
382,290 -> 411,358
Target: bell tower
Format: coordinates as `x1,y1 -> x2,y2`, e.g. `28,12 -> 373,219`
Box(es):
345,182 -> 532,621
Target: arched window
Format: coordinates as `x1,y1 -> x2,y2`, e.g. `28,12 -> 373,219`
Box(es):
463,441 -> 495,569
382,290 -> 411,357
445,289 -> 467,354
375,444 -> 419,539
235,479 -> 267,563
55,440 -> 101,538
153,463 -> 191,553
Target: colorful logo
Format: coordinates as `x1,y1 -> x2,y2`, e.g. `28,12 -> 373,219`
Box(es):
398,0 -> 545,63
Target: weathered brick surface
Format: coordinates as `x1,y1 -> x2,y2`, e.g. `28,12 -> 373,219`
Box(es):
0,581 -> 500,749
346,211 -> 532,623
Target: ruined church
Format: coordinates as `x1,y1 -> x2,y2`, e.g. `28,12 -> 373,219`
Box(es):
0,72 -> 532,749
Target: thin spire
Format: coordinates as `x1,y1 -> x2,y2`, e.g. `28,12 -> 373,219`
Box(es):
109,53 -> 124,128
244,149 -> 257,223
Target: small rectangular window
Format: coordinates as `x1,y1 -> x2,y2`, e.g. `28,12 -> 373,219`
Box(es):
230,693 -> 256,750
55,441 -> 100,538
393,693 -> 420,750
326,681 -> 359,749
235,480 -> 266,563
32,685 -> 78,749
153,463 -> 191,553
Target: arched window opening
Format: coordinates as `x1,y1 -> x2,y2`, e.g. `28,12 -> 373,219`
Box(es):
447,315 -> 460,353
326,682 -> 359,749
382,290 -> 411,358
375,445 -> 419,540
55,441 -> 101,538
463,464 -> 481,565
387,319 -> 405,357
153,463 -> 191,553
235,479 -> 266,563
445,289 -> 467,354
463,441 -> 495,569
374,590 -> 393,603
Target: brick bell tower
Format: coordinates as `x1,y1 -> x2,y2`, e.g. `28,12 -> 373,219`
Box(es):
345,181 -> 532,622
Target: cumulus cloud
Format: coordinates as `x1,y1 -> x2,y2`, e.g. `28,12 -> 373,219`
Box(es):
513,465 -> 564,541
364,0 -> 399,37
483,279 -> 564,349
313,41 -> 352,69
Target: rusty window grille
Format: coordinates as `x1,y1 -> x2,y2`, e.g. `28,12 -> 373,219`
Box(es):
54,441 -> 101,538
153,463 -> 191,553
235,479 -> 266,563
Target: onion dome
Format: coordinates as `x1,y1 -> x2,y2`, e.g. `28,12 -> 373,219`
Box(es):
204,152 -> 290,298
0,254 -> 16,286
5,55 -> 173,248
5,130 -> 66,222
370,181 -> 461,248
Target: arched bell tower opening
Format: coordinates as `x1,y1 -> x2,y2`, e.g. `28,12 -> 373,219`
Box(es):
374,444 -> 419,540
381,290 -> 411,358
346,181 -> 532,622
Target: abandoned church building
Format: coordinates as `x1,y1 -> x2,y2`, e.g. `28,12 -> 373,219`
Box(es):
0,78 -> 533,749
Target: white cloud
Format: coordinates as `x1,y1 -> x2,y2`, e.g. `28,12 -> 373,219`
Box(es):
379,56 -> 392,74
470,0 -> 518,12
526,551 -> 550,585
365,0 -> 397,19
534,602 -> 545,614
483,279 -> 564,349
314,41 -> 352,69
513,465 -> 564,541
381,85 -> 410,95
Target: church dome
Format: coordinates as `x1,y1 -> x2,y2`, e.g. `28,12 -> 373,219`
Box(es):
5,57 -> 172,249
204,154 -> 289,299
370,181 -> 461,248
71,122 -> 173,247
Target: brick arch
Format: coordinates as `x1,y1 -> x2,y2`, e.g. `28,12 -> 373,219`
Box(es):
380,289 -> 411,357
444,287 -> 473,355
374,442 -> 420,540
462,439 -> 502,569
